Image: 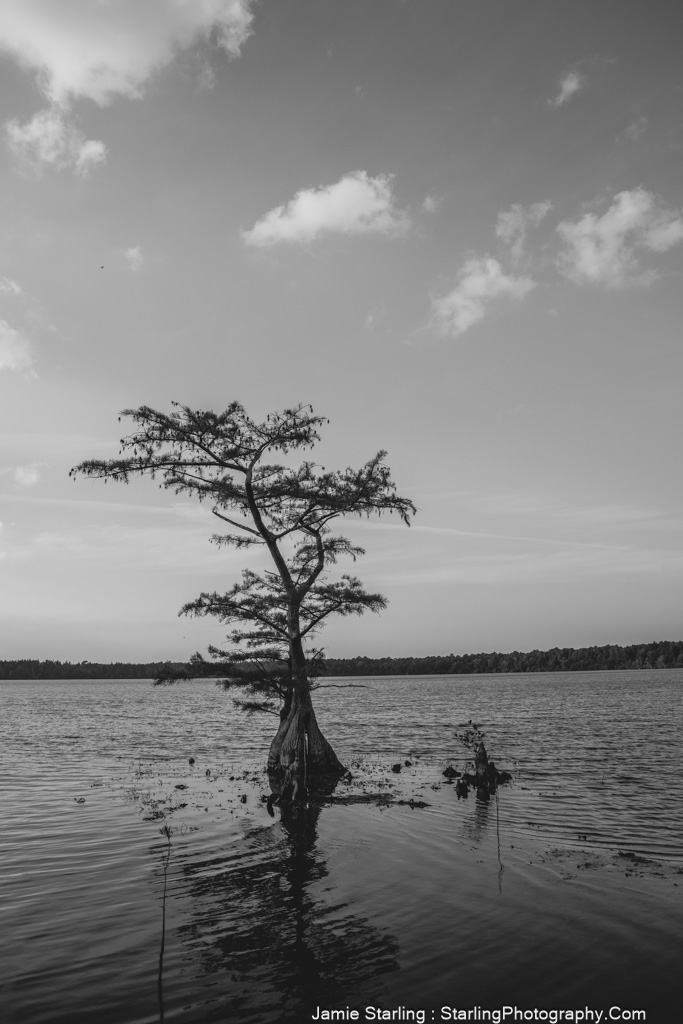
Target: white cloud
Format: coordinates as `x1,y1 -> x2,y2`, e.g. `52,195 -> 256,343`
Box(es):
0,277 -> 22,296
556,187 -> 683,288
74,136 -> 107,175
0,0 -> 254,172
624,116 -> 647,142
422,194 -> 441,214
432,257 -> 535,338
0,318 -> 34,373
495,200 -> 552,265
13,465 -> 40,488
6,106 -> 106,175
0,0 -> 254,106
242,171 -> 410,246
644,218 -> 683,253
364,304 -> 387,330
124,245 -> 144,272
548,69 -> 586,108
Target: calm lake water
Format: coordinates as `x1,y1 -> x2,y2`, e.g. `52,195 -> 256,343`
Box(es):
2,671 -> 682,1023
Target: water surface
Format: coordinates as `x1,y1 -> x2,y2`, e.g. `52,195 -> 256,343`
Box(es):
2,671 -> 682,1022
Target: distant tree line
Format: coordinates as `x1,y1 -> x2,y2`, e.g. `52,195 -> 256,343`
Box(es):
2,641 -> 683,679
0,660 -> 189,680
323,641 -> 683,675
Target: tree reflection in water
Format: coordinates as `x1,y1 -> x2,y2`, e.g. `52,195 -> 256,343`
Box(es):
461,791 -> 493,846
171,794 -> 400,1022
460,791 -> 506,893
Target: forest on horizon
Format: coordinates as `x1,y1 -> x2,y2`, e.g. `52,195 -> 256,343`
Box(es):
2,640 -> 683,679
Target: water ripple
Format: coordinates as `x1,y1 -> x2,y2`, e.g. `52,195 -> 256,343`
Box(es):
2,671 -> 682,1023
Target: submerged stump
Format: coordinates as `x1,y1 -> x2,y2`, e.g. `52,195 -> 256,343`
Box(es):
458,740 -> 512,801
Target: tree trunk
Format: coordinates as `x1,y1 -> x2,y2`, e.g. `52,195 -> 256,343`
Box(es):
267,685 -> 344,777
266,595 -> 345,782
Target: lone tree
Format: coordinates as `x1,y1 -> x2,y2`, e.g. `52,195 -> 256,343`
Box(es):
71,402 -> 415,779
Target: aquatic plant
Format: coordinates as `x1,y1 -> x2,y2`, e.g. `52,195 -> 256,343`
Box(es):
455,720 -> 512,800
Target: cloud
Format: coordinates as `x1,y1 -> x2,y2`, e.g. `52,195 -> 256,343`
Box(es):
13,465 -> 40,488
556,187 -> 683,287
548,69 -> 586,108
124,245 -> 144,272
624,116 -> 647,142
242,171 -> 410,246
0,0 -> 255,171
0,0 -> 254,106
432,257 -> 535,338
0,277 -> 22,296
6,106 -> 106,175
0,319 -> 34,374
364,303 -> 387,330
496,200 -> 552,265
422,194 -> 441,214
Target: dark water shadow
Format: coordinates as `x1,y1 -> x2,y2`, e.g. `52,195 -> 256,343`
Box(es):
167,796 -> 400,1022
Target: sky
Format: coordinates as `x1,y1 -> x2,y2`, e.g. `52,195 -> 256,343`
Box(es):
1,0 -> 683,663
